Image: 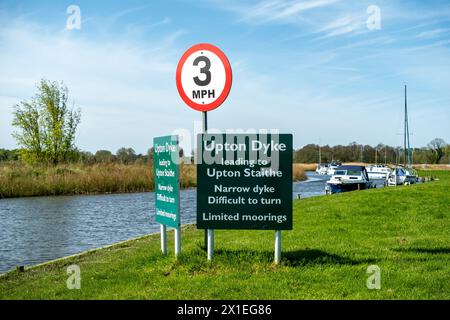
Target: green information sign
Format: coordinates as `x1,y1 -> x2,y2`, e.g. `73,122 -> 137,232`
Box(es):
154,135 -> 180,228
197,133 -> 293,230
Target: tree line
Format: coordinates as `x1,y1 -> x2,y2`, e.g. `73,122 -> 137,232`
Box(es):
3,140 -> 447,165
293,139 -> 449,164
0,147 -> 185,165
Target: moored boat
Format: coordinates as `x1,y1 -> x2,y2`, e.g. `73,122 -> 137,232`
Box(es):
387,85 -> 420,186
387,166 -> 418,185
316,163 -> 329,175
326,160 -> 342,175
325,165 -> 373,194
366,164 -> 391,180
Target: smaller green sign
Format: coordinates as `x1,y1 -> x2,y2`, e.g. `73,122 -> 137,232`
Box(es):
154,135 -> 180,228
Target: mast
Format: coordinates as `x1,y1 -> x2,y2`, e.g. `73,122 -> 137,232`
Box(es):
404,85 -> 407,168
404,85 -> 412,169
318,144 -> 321,163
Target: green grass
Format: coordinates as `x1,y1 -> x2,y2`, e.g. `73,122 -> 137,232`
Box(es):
0,170 -> 449,299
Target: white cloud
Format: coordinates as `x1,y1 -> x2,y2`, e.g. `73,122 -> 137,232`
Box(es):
274,0 -> 339,19
0,17 -> 192,153
415,28 -> 450,39
208,0 -> 340,26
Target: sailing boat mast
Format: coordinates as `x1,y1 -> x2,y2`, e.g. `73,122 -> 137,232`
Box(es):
318,144 -> 322,163
404,85 -> 412,169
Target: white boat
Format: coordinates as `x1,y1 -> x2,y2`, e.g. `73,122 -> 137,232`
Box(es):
387,85 -> 420,186
325,165 -> 373,194
366,164 -> 391,180
327,161 -> 342,175
405,168 -> 419,183
387,166 -> 418,186
316,163 -> 329,175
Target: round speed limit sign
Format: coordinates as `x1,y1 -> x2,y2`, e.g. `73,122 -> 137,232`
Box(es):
176,43 -> 232,112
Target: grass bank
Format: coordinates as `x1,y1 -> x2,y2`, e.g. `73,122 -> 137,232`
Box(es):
1,170 -> 448,299
0,162 -> 305,198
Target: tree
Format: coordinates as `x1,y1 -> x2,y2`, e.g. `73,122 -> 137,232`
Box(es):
12,79 -> 81,164
78,151 -> 95,164
427,138 -> 447,164
116,147 -> 136,164
95,150 -> 114,163
148,147 -> 154,161
0,149 -> 19,162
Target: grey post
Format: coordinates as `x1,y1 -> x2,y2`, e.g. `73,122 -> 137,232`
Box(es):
275,230 -> 281,264
202,111 -> 208,251
202,111 -> 214,260
174,226 -> 181,256
207,229 -> 214,261
160,224 -> 167,254
175,163 -> 181,257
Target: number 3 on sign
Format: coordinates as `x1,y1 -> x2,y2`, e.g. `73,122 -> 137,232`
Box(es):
176,43 -> 232,112
193,56 -> 211,86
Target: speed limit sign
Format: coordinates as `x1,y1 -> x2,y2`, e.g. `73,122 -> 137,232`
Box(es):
176,43 -> 232,112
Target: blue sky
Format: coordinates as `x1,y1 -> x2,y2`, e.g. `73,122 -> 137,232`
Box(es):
0,0 -> 449,154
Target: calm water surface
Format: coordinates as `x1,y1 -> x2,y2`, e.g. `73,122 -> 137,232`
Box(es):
1,172 -> 379,273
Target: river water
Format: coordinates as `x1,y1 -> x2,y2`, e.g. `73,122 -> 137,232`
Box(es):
0,172 -> 337,273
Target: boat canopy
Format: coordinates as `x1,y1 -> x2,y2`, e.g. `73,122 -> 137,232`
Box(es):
336,165 -> 366,171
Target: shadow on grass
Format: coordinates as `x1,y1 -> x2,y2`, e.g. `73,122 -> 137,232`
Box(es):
213,248 -> 376,267
283,249 -> 376,267
392,247 -> 450,254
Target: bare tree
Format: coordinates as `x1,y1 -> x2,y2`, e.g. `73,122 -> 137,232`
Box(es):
427,138 -> 447,164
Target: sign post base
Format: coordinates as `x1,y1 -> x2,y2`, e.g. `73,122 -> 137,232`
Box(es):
207,229 -> 214,260
275,230 -> 281,264
175,226 -> 181,256
161,224 -> 167,255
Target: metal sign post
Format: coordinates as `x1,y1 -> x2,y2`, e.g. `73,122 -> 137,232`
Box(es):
275,230 -> 281,264
175,226 -> 181,256
175,161 -> 181,257
176,43 -> 232,261
161,224 -> 167,254
202,111 -> 213,258
202,111 -> 214,260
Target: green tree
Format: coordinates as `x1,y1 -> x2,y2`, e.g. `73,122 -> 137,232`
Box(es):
0,149 -> 19,162
427,138 -> 447,164
95,150 -> 114,163
148,147 -> 154,161
78,151 -> 95,164
116,147 -> 136,164
12,79 -> 81,164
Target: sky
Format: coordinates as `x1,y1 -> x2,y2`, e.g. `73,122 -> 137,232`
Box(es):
0,0 -> 449,154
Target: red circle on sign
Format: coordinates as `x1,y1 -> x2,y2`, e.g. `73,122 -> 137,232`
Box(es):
176,43 -> 232,112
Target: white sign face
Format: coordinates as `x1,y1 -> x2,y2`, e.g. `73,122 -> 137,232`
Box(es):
181,50 -> 226,105
176,43 -> 232,112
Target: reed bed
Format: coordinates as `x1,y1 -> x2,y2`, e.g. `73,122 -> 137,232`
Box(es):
0,163 -> 194,198
293,163 -> 317,171
0,162 -> 307,198
292,164 -> 307,181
